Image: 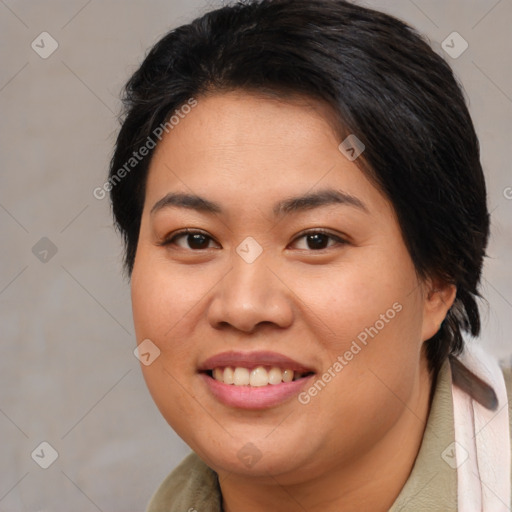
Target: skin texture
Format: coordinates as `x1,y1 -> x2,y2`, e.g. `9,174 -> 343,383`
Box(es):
131,91 -> 456,512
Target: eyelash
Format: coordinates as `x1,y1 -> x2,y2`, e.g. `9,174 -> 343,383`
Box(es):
158,228 -> 348,251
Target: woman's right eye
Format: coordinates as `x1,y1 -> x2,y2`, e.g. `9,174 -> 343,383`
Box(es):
160,230 -> 220,250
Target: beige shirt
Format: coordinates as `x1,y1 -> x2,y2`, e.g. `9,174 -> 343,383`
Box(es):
146,360 -> 512,511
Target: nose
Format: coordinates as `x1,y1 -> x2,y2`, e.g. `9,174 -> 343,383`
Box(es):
207,252 -> 294,333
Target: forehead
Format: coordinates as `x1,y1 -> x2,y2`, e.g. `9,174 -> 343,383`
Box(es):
144,91 -> 390,219
152,91 -> 342,159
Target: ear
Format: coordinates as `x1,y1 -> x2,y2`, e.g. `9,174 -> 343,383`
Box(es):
421,278 -> 457,342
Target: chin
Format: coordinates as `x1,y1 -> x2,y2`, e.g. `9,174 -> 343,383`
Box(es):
189,431 -> 315,480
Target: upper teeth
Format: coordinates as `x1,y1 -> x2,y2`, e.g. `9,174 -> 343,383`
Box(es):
212,366 -> 301,386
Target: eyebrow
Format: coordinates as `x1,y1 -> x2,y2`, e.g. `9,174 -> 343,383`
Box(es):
150,188 -> 368,217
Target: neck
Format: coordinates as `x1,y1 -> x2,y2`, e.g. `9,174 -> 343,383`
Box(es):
218,359 -> 433,512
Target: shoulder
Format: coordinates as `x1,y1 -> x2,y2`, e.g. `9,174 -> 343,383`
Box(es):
501,365 -> 512,492
502,366 -> 512,428
145,452 -> 221,512
502,366 -> 512,390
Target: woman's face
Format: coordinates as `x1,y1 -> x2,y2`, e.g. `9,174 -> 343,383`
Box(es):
131,91 -> 449,483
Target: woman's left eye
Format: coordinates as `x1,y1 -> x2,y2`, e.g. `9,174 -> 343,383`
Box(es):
290,231 -> 347,251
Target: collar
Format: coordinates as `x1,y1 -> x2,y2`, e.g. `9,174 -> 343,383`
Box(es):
389,359 -> 457,511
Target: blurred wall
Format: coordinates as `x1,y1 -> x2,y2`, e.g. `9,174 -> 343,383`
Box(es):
0,0 -> 510,510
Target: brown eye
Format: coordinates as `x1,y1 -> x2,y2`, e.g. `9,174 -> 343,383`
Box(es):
161,230 -> 220,250
181,233 -> 210,250
291,230 -> 347,251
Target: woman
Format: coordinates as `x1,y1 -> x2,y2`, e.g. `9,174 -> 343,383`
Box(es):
108,0 -> 511,510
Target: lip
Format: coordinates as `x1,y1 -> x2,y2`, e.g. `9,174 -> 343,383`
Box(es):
200,373 -> 315,409
198,350 -> 315,373
198,351 -> 316,410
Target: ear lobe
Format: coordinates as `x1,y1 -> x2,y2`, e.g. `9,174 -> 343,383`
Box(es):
421,280 -> 457,342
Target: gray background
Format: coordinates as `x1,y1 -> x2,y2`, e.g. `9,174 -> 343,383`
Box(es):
0,0 -> 510,510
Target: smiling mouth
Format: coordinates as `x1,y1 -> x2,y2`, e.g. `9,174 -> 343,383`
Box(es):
203,366 -> 315,387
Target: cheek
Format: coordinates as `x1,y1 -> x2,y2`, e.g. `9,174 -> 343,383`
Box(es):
294,267 -> 424,450
291,257 -> 425,404
292,258 -> 422,346
131,246 -> 207,342
130,250 -> 207,431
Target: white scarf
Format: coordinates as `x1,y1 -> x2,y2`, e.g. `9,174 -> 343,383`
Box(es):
452,343 -> 511,511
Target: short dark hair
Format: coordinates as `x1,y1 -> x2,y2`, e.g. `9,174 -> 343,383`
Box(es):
109,0 -> 490,375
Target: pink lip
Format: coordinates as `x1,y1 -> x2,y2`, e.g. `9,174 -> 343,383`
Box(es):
200,373 -> 315,410
198,351 -> 316,410
198,350 -> 315,373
